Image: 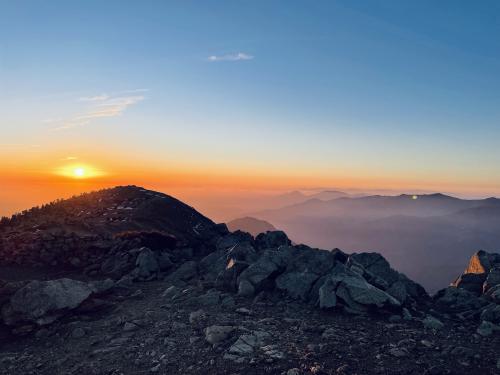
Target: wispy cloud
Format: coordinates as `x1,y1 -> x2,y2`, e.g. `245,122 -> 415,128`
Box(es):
79,94 -> 109,102
62,156 -> 78,160
207,52 -> 254,62
50,90 -> 147,131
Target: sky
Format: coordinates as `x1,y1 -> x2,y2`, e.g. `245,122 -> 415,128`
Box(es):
1,1 -> 500,217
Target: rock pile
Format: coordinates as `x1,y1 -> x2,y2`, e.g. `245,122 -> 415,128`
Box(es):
434,250 -> 500,336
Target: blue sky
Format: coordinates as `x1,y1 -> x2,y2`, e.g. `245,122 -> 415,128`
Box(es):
2,1 -> 500,195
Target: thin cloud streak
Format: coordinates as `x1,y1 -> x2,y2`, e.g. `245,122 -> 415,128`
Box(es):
50,90 -> 146,131
207,52 -> 254,62
79,94 -> 109,102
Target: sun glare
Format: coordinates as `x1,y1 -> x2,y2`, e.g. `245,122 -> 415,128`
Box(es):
73,167 -> 85,178
54,164 -> 105,179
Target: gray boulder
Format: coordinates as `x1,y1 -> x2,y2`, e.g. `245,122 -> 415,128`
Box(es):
2,279 -> 93,326
318,263 -> 401,313
134,247 -> 159,279
204,325 -> 234,345
348,253 -> 427,304
434,286 -> 488,313
237,247 -> 295,295
255,231 -> 291,250
276,248 -> 336,300
484,267 -> 500,293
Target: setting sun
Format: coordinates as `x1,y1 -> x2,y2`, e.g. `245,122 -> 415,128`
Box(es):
54,164 -> 105,179
73,167 -> 85,178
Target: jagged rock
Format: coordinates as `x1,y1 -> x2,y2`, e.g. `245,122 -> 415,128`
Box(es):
453,250 -> 500,295
484,267 -> 500,293
485,284 -> 500,303
216,231 -> 254,251
215,259 -> 250,292
434,286 -> 488,313
318,263 -> 400,313
255,230 -> 291,249
348,253 -> 427,304
199,249 -> 228,281
318,278 -> 338,309
204,325 -> 234,345
336,275 -> 400,312
2,279 -> 93,326
237,247 -> 295,294
276,248 -> 336,300
453,273 -> 486,294
227,330 -> 270,356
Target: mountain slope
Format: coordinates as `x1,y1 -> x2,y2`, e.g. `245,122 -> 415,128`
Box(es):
0,186 -> 223,269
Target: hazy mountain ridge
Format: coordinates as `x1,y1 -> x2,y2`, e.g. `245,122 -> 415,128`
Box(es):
226,217 -> 277,237
252,193 -> 500,292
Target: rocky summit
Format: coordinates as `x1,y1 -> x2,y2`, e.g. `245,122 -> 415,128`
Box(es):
0,186 -> 499,374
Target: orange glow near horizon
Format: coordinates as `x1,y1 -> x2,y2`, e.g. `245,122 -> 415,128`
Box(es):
2,146 -> 500,219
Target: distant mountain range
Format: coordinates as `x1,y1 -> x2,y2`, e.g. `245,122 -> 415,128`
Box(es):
226,216 -> 276,237
252,193 -> 500,292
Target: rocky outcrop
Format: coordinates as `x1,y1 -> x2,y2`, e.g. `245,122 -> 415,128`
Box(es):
198,231 -> 427,315
434,250 -> 500,335
452,250 -> 500,294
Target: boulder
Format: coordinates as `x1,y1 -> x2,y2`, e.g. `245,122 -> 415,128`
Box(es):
484,267 -> 500,293
216,231 -> 254,251
275,248 -> 336,300
198,249 -> 228,281
204,325 -> 234,345
134,247 -> 159,279
336,274 -> 401,311
215,259 -> 250,292
453,273 -> 486,295
434,286 -> 488,313
2,279 -> 93,326
237,247 -> 295,294
318,263 -> 401,313
255,231 -> 291,250
348,252 -> 427,304
318,277 -> 337,309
